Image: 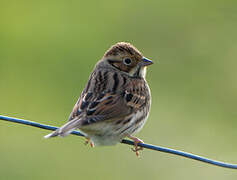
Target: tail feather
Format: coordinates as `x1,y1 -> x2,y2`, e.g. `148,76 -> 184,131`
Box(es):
44,119 -> 80,139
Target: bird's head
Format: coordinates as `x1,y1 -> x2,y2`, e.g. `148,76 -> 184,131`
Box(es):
99,42 -> 153,78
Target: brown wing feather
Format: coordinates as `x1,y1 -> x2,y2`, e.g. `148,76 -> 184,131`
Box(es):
68,69 -> 149,126
69,92 -> 132,126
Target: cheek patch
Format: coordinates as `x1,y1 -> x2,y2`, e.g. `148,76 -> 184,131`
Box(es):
112,62 -> 130,73
128,66 -> 139,76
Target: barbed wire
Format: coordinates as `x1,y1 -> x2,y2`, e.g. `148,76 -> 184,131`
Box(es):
0,115 -> 237,169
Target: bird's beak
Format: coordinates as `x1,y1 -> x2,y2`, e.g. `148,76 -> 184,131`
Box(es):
140,57 -> 153,66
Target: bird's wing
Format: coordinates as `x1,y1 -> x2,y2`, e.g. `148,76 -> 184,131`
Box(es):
44,91 -> 130,138
44,77 -> 150,138
69,84 -> 149,126
68,91 -> 132,126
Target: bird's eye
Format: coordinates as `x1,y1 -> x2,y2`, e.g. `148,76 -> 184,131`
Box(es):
123,58 -> 132,65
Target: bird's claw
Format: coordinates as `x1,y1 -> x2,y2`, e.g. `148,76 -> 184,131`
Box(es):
84,138 -> 94,147
128,135 -> 144,157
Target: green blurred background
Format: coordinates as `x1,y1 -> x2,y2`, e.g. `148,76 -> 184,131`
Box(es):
1,0 -> 237,179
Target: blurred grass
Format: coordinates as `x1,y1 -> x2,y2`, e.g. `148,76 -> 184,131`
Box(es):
1,0 -> 237,179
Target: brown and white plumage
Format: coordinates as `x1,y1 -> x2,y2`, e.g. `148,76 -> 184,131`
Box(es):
45,42 -> 153,155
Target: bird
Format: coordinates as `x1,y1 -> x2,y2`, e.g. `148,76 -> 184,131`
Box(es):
44,42 -> 153,156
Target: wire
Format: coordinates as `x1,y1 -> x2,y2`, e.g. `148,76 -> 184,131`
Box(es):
0,115 -> 237,169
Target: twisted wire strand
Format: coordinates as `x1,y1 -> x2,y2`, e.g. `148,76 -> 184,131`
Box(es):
0,115 -> 237,169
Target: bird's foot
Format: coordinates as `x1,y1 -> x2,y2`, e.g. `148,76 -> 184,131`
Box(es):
84,137 -> 94,148
128,135 -> 144,157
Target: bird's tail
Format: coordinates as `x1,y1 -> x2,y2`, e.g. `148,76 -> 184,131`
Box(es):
44,119 -> 81,139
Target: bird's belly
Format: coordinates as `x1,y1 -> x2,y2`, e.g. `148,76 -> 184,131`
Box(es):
90,134 -> 121,146
79,122 -> 123,146
79,110 -> 149,146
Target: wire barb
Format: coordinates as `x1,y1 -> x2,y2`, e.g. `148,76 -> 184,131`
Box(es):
0,115 -> 237,169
